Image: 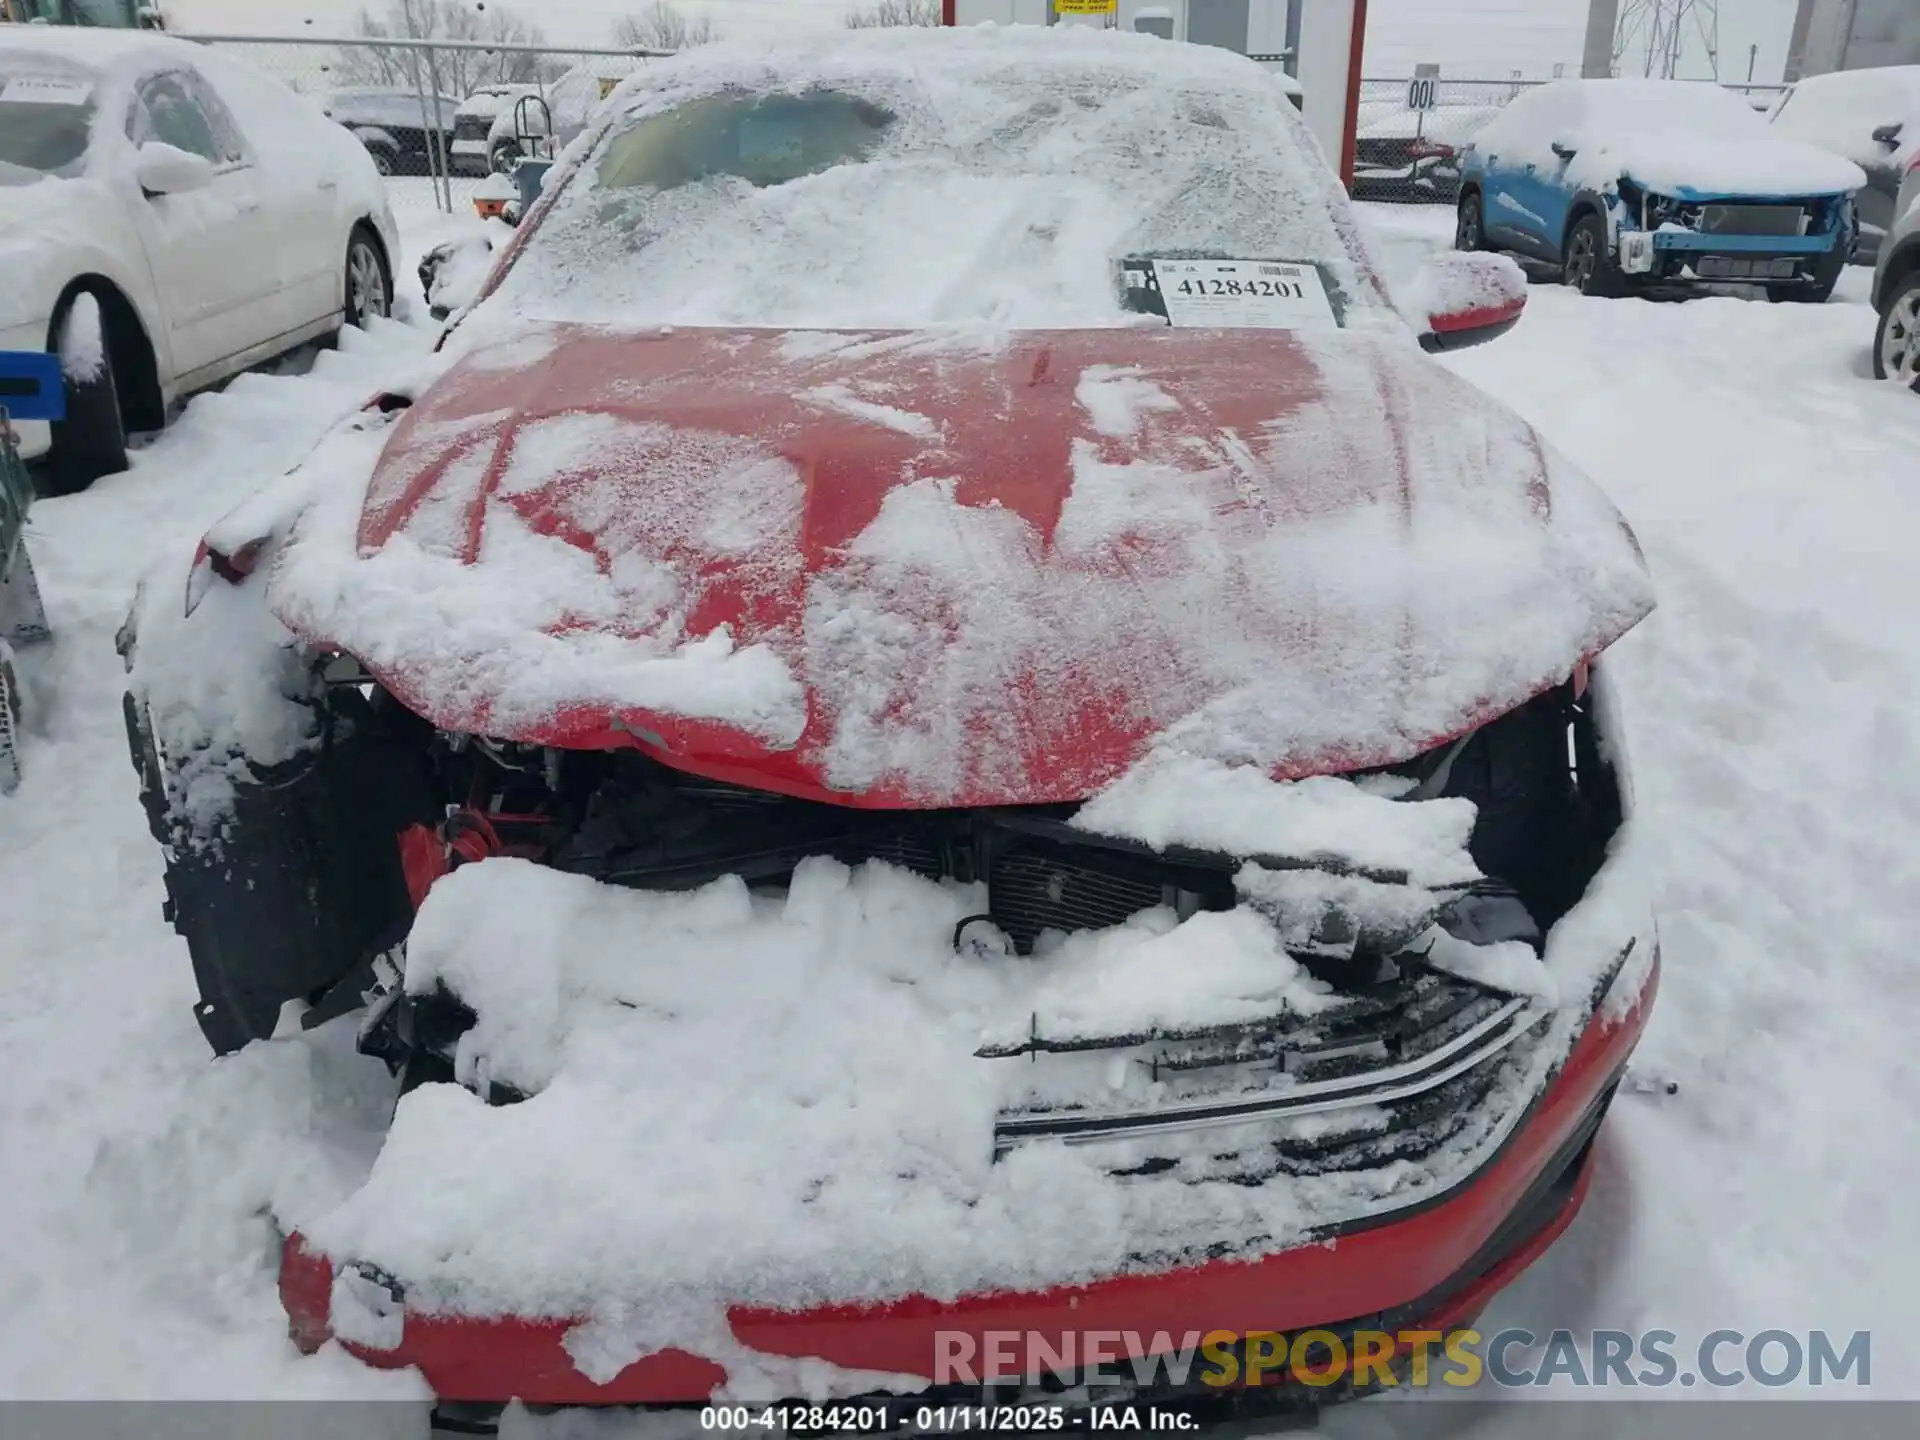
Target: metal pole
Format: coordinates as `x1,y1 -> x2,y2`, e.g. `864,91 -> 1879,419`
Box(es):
423,41 -> 453,213
402,47 -> 444,213
1747,43 -> 1757,84
1582,0 -> 1620,77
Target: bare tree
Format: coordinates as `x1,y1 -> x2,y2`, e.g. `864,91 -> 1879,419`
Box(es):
334,0 -> 561,96
845,0 -> 941,27
612,1 -> 719,51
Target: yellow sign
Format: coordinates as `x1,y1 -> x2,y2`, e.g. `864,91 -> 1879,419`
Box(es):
1054,0 -> 1118,13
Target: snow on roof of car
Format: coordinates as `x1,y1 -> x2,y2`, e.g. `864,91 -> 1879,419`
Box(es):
478,24 -> 1388,335
0,23 -> 205,72
1772,65 -> 1920,167
1475,77 -> 1867,197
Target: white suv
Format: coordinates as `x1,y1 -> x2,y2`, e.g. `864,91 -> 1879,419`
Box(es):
1871,159 -> 1920,388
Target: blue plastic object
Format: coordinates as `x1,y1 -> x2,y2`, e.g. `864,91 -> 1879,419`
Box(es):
0,351 -> 67,425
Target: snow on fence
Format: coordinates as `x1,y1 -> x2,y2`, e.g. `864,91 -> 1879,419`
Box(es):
174,33 -> 672,219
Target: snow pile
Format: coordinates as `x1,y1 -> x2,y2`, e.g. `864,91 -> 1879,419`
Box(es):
420,217 -> 511,320
56,292 -> 105,384
293,843 -> 1646,1344
1072,752 -> 1479,881
472,25 -> 1394,336
1474,78 -> 1867,197
123,559 -> 320,845
977,906 -> 1344,1050
1070,750 -> 1504,963
121,359 -> 448,845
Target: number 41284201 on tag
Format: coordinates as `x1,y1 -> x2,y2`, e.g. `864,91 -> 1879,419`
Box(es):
1152,259 -> 1340,331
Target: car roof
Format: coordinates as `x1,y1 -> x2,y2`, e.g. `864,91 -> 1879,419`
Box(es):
598,24 -> 1302,117
0,23 -> 206,74
1791,64 -> 1920,90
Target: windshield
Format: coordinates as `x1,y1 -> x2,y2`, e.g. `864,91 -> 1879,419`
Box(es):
596,90 -> 894,192
489,35 -> 1384,333
0,60 -> 99,183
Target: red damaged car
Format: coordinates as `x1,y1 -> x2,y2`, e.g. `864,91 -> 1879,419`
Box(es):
119,27 -> 1658,1425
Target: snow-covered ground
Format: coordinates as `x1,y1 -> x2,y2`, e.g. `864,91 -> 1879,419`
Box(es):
2,194 -> 1917,1427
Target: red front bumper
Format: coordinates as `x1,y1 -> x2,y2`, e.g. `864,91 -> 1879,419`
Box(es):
282,961 -> 1656,1404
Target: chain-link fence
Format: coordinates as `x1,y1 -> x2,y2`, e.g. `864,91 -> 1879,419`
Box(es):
177,33 -> 670,221
1354,76 -> 1792,206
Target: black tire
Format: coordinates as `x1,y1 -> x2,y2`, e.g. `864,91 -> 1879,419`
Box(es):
43,297 -> 129,498
123,683 -> 432,1055
367,146 -> 396,177
1562,212 -> 1629,298
1455,189 -> 1485,252
1768,249 -> 1845,305
344,228 -> 392,329
1874,273 -> 1920,389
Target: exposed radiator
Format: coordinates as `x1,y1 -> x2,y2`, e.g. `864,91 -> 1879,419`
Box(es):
989,846 -> 1166,953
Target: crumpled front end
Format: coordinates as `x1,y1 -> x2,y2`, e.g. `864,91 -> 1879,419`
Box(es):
271,655 -> 1656,1407
1609,180 -> 1855,286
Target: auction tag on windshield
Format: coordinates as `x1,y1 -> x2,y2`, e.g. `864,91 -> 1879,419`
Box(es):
1146,259 -> 1339,331
0,77 -> 94,107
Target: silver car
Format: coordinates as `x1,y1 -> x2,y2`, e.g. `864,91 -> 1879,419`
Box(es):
1871,160 -> 1920,387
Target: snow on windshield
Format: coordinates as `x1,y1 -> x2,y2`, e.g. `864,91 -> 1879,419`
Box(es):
484,26 -> 1389,333
0,56 -> 99,183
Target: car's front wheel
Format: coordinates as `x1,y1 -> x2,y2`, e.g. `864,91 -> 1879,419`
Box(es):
43,293 -> 130,498
1874,274 -> 1920,390
1455,189 -> 1485,252
344,229 -> 392,329
1563,212 -> 1628,298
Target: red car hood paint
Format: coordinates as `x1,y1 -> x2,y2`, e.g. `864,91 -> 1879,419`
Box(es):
285,323 -> 1653,807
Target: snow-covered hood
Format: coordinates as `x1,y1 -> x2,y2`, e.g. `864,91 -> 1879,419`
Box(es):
270,322 -> 1655,808
1599,134 -> 1865,200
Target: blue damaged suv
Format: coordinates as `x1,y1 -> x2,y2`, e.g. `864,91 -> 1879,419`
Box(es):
1457,78 -> 1866,302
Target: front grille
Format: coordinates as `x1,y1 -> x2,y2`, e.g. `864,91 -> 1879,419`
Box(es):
989,844 -> 1167,952
1697,255 -> 1800,280
1700,203 -> 1805,236
861,828 -> 944,882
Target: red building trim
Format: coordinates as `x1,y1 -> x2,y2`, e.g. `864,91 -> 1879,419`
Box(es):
1340,0 -> 1371,191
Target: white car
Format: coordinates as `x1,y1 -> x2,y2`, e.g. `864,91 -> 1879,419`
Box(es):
0,27 -> 400,493
1770,66 -> 1920,264
1871,169 -> 1920,388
